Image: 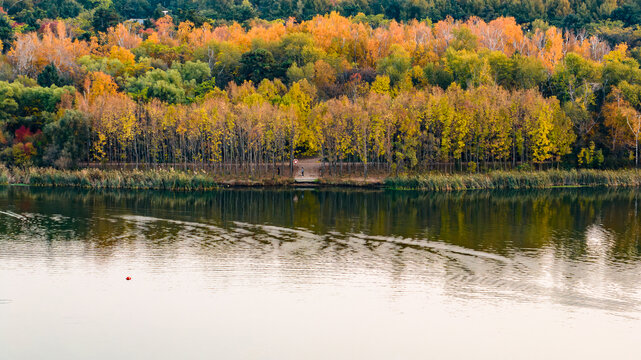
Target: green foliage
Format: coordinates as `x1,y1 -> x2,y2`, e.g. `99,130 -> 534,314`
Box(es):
377,45 -> 411,85
0,13 -> 14,53
78,53 -> 149,86
602,46 -> 641,87
37,0 -> 83,19
278,32 -> 322,67
2,0 -> 641,34
193,41 -> 242,87
0,81 -> 75,166
286,63 -> 314,84
172,60 -> 211,83
578,141 -> 605,169
114,0 -> 153,19
0,82 -> 18,120
43,110 -> 90,169
423,63 -> 453,89
92,6 -> 122,33
1,9 -> 641,175
445,49 -> 491,89
193,78 -> 218,99
450,28 -> 478,51
352,13 -> 390,27
126,68 -> 186,103
229,0 -> 257,22
37,63 -> 65,87
549,53 -> 601,104
240,48 -> 277,84
508,55 -> 548,90
132,41 -> 184,66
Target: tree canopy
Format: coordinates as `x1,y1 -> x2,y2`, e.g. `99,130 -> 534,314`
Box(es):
0,10 -> 639,172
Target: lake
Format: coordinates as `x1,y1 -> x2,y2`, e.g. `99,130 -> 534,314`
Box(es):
1,187 -> 640,359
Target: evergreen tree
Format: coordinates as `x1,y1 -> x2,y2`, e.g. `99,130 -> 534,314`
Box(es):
92,7 -> 122,33
37,64 -> 63,87
0,13 -> 14,53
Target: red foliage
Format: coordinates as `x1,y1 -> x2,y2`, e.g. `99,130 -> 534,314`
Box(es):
14,126 -> 33,143
38,20 -> 62,34
14,126 -> 41,143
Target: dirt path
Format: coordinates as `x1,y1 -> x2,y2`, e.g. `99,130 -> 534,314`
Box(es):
294,157 -> 322,182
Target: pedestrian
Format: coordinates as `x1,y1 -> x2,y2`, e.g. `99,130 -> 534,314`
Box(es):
301,167 -> 304,176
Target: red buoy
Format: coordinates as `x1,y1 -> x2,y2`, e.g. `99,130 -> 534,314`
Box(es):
126,276 -> 132,280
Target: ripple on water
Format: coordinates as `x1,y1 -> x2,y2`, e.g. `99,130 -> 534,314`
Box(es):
2,191 -> 641,319
132,215 -> 641,314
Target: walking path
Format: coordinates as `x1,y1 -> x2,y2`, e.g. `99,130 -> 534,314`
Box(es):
294,158 -> 322,183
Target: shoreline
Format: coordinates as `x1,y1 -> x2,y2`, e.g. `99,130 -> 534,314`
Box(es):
2,167 -> 641,191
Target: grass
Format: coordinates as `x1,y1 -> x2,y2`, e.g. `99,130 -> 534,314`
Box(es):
385,169 -> 641,190
2,166 -> 641,191
0,165 -> 8,185
0,166 -> 235,191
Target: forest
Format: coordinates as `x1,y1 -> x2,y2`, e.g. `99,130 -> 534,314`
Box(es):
0,2 -> 640,176
1,0 -> 640,30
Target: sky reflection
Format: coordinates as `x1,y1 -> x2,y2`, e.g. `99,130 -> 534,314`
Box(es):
1,187 -> 641,359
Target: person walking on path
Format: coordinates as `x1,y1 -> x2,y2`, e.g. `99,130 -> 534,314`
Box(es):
301,167 -> 304,177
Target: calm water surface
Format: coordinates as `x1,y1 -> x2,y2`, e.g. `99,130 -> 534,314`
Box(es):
1,187 -> 641,359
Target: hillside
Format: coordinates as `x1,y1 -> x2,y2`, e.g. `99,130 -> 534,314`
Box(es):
0,5 -> 639,173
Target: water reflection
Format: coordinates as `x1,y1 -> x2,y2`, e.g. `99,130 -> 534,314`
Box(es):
1,187 -> 641,359
2,187 -> 641,254
1,186 -> 640,311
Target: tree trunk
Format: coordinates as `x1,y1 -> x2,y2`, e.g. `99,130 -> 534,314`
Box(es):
290,135 -> 294,177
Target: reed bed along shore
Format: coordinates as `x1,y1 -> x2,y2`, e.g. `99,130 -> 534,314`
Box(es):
385,169 -> 641,190
2,166 -> 641,191
0,166 -> 292,190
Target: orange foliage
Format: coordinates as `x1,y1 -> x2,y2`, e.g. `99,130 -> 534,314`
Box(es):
105,23 -> 143,50
528,27 -> 565,70
468,17 -> 524,55
148,15 -> 180,47
78,72 -> 119,111
8,21 -> 92,77
4,14 -> 618,85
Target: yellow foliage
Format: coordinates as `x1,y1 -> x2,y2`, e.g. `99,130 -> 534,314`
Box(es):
109,46 -> 135,65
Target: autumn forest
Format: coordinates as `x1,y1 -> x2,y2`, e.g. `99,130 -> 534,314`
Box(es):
0,1 -> 641,177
